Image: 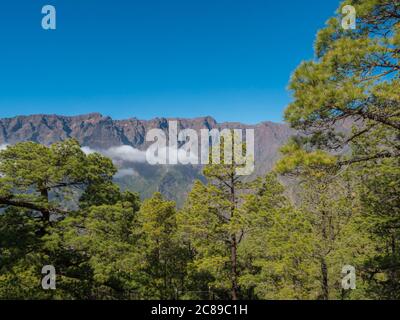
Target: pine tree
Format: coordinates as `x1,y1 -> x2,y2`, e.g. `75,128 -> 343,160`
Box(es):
240,173 -> 317,300
285,0 -> 399,162
276,144 -> 375,300
0,140 -> 132,299
178,134 -> 254,300
279,0 -> 399,299
136,193 -> 190,299
351,157 -> 400,299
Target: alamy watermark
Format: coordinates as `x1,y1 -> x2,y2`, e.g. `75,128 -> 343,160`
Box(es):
40,264 -> 356,292
41,5 -> 56,30
41,4 -> 356,31
41,265 -> 56,290
341,265 -> 356,290
145,121 -> 255,176
341,5 -> 356,30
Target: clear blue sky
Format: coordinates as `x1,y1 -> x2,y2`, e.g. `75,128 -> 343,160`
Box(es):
0,0 -> 340,124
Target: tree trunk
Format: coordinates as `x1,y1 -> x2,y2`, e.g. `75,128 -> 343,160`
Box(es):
230,172 -> 239,300
40,187 -> 50,223
39,187 -> 51,236
231,235 -> 239,300
320,206 -> 330,300
320,257 -> 329,300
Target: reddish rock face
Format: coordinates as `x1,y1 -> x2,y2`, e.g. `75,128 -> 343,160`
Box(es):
0,113 -> 294,169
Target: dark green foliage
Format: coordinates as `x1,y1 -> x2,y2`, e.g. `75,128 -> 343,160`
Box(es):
1,0 -> 399,300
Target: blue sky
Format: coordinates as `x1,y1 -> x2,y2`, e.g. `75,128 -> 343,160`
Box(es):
0,0 -> 340,124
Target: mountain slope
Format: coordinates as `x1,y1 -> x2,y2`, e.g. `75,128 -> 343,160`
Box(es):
0,113 -> 295,205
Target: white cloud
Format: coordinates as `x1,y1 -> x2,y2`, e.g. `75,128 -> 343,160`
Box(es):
81,145 -> 146,163
103,145 -> 147,163
81,145 -> 147,179
81,146 -> 96,155
0,144 -> 9,177
145,145 -> 199,165
83,145 -> 200,165
114,168 -> 138,179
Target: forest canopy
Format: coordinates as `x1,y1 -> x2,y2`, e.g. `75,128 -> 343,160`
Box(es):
0,0 -> 399,300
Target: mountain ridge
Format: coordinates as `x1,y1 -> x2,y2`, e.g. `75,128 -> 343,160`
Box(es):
0,113 -> 295,205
